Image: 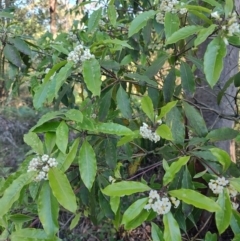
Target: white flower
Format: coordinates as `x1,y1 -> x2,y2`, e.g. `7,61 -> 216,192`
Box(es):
48,158 -> 58,167
232,202 -> 239,210
41,154 -> 49,162
109,176 -> 116,183
170,196 -> 180,208
228,185 -> 238,198
140,123 -> 160,143
209,177 -> 230,195
211,11 -> 220,20
223,37 -> 229,45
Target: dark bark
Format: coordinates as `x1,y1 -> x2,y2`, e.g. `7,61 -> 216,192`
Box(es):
49,0 -> 57,35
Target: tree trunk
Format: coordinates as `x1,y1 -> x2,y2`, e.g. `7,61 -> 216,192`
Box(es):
49,0 -> 57,35
192,1 -> 240,161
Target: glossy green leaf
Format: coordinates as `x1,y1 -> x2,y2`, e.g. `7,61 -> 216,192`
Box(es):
102,181 -> 151,196
125,73 -> 157,86
78,140 -> 97,191
108,4 -> 117,26
0,172 -> 35,217
232,234 -> 240,241
9,37 -> 32,55
141,96 -> 155,122
70,213 -> 81,230
229,178 -> 240,193
230,209 -> 240,234
207,128 -> 239,142
11,228 -> 60,241
45,132 -> 56,154
56,121 -> 69,154
48,168 -> 77,213
164,12 -> 180,39
64,109 -> 83,123
202,0 -> 222,7
38,182 -> 59,237
156,124 -> 173,140
169,189 -> 221,212
204,37 -> 227,88
225,0 -> 233,17
166,106 -> 185,144
102,39 -> 133,49
151,222 -> 164,241
24,132 -> 44,155
96,122 -> 133,136
180,62 -> 195,95
122,197 -> 148,226
163,69 -> 176,103
210,148 -> 231,171
204,232 -> 217,241
163,212 -> 181,241
88,7 -> 102,32
166,26 -> 203,45
183,102 -> 208,137
61,138 -> 79,172
83,59 -> 101,96
51,44 -> 69,55
105,138 -> 117,169
128,10 -> 156,37
194,25 -> 216,47
54,62 -> 74,97
117,85 -> 132,119
3,43 -> 25,68
163,156 -> 190,185
99,88 -> 113,121
125,209 -> 150,230
185,5 -> 212,13
110,196 -> 120,214
158,101 -> 177,119
215,189 -> 232,234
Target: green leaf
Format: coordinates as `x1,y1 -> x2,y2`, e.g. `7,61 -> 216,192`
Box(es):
48,168 -> 77,213
207,128 -> 239,142
99,88 -> 113,121
9,37 -> 32,55
105,138 -> 117,169
163,212 -> 181,241
125,73 -> 157,86
156,124 -> 173,140
225,0 -> 233,17
61,138 -> 79,172
215,189 -> 232,234
202,0 -> 222,7
108,4 -> 117,26
194,25 -> 216,47
151,222 -> 164,241
54,62 -> 74,97
116,85 -> 132,119
110,196 -> 120,214
141,96 -> 155,122
163,69 -> 176,103
3,43 -> 25,68
128,10 -> 156,37
121,197 -> 148,226
166,26 -> 203,45
163,156 -> 190,186
88,8 -> 102,32
102,181 -> 151,196
51,44 -> 69,55
0,172 -> 35,217
158,101 -> 177,119
145,54 -> 169,78
56,121 -> 69,154
102,39 -> 133,49
180,62 -> 195,95
70,213 -> 81,230
45,132 -> 56,154
11,228 -> 60,241
38,182 -> 59,237
233,234 -> 240,241
169,189 -> 221,212
96,123 -> 133,136
166,106 -> 185,144
78,140 -> 97,191
204,37 -> 227,88
229,178 -> 240,193
83,59 -> 101,96
183,102 -> 208,137
24,132 -> 44,155
185,5 -> 212,13
230,209 -> 240,234
164,13 -> 180,39
210,148 -> 231,172
64,109 -> 83,123
9,214 -> 34,225
204,232 -> 217,241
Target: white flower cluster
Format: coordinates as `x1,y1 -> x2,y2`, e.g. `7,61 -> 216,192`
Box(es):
67,31 -> 78,42
144,190 -> 180,215
67,44 -> 94,64
156,0 -> 187,24
208,176 -> 229,194
27,154 -> 58,182
140,123 -> 160,143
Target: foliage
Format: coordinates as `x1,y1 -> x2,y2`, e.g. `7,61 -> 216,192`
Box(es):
0,0 -> 240,240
